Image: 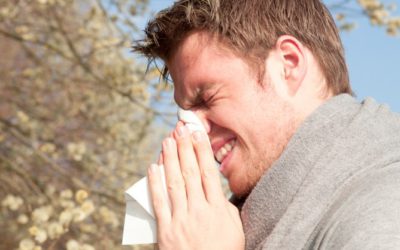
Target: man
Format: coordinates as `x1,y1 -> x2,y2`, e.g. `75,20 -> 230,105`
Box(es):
134,0 -> 400,249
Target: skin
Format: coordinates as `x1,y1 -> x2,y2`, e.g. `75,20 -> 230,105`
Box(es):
149,125 -> 245,250
147,31 -> 333,249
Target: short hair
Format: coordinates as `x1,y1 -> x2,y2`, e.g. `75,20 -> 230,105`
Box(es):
134,0 -> 352,95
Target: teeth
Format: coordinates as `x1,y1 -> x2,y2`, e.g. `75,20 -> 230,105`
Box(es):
225,143 -> 232,151
215,140 -> 235,163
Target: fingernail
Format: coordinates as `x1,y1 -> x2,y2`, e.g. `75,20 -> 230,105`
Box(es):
193,131 -> 204,142
178,125 -> 188,137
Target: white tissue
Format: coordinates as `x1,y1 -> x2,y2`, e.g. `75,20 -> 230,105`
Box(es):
177,108 -> 207,133
122,109 -> 207,245
122,165 -> 168,245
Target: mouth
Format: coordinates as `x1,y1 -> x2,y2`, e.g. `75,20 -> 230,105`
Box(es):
214,139 -> 236,164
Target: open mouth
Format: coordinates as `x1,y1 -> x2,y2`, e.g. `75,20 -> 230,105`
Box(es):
214,139 -> 236,164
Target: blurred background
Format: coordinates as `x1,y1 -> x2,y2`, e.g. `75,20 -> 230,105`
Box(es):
0,0 -> 399,250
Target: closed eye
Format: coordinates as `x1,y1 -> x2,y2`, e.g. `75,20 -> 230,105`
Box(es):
189,98 -> 208,109
185,85 -> 219,110
196,90 -> 221,110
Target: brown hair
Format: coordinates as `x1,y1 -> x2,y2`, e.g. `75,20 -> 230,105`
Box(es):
134,0 -> 352,95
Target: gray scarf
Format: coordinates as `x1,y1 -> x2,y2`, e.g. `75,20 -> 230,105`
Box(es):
241,94 -> 400,250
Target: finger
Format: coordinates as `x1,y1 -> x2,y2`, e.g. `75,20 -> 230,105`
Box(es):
162,137 -> 187,215
148,164 -> 171,227
192,130 -> 225,204
157,151 -> 164,165
171,121 -> 184,140
174,124 -> 206,204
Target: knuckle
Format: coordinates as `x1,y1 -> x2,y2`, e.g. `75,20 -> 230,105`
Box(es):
167,178 -> 184,193
152,197 -> 162,209
182,164 -> 197,179
201,166 -> 214,179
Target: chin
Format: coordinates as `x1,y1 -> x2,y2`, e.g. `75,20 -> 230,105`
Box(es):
229,179 -> 252,198
228,166 -> 265,198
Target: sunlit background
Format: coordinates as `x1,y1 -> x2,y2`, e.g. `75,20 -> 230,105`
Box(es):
0,1 -> 399,250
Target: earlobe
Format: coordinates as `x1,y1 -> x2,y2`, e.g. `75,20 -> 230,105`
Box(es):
276,35 -> 307,96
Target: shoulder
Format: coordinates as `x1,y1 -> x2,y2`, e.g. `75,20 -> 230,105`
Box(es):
315,163 -> 400,250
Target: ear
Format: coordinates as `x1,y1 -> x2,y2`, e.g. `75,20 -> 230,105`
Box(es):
275,35 -> 307,96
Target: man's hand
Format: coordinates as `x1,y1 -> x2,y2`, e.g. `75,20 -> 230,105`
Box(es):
147,123 -> 245,250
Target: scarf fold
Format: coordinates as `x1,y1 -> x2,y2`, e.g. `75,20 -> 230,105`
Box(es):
241,94 -> 400,250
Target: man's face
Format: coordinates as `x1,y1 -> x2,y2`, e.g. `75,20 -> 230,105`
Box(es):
167,32 -> 298,197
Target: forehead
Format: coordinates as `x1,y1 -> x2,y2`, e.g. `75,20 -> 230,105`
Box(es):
168,32 -> 226,72
166,32 -> 234,104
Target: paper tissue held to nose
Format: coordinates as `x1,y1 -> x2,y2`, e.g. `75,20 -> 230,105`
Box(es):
122,108 -> 206,245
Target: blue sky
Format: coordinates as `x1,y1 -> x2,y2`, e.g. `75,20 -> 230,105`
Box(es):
146,0 -> 400,112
